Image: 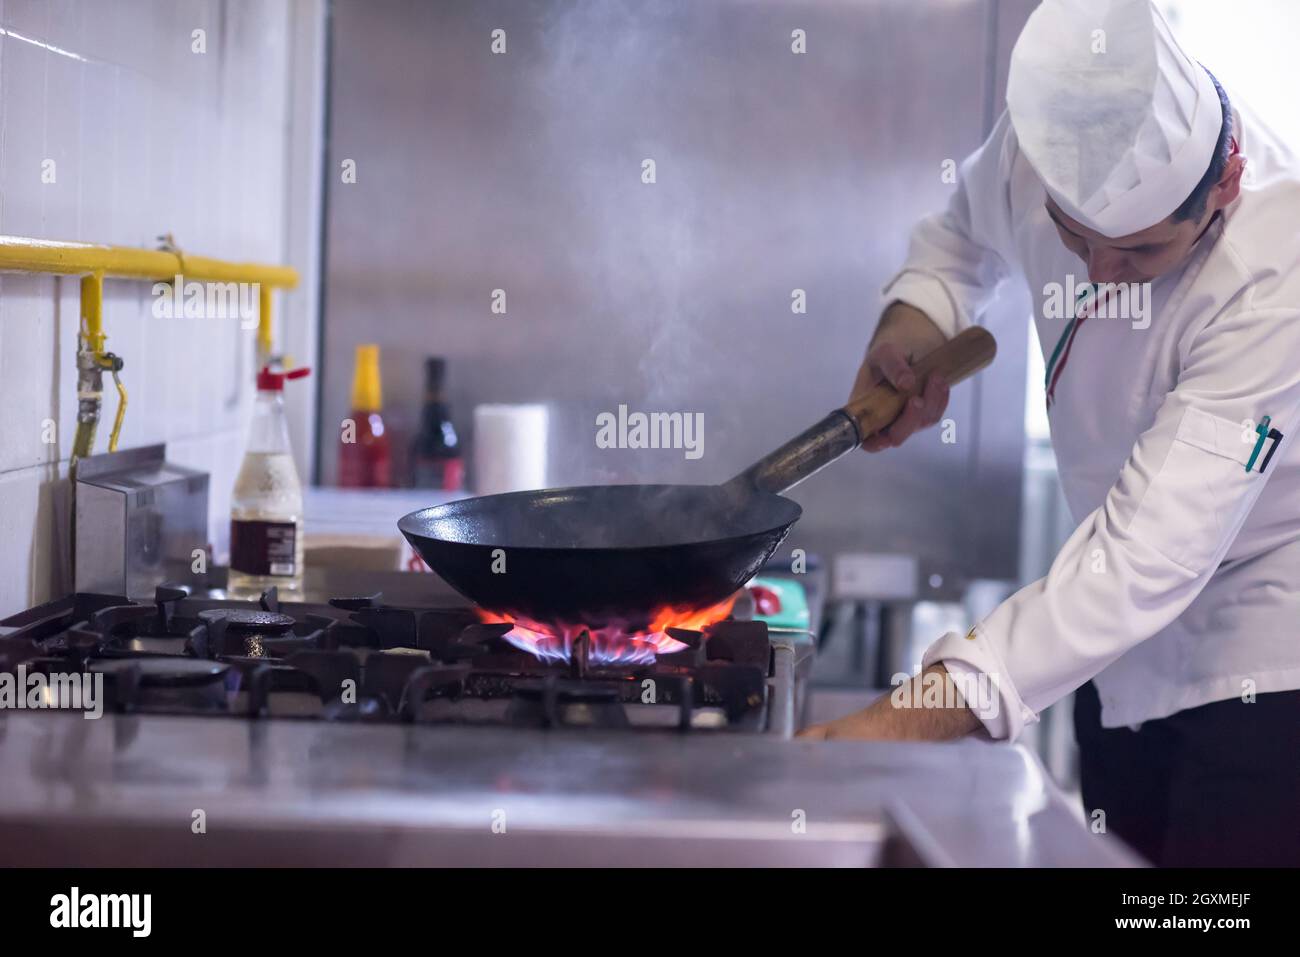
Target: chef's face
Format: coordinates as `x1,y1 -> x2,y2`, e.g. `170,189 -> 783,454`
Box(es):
1044,199 -> 1213,285
1044,144 -> 1246,286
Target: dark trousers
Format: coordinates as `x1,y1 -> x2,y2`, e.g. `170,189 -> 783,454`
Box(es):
1073,681 -> 1300,867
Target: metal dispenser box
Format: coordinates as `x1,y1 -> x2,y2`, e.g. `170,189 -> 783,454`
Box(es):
75,444 -> 209,598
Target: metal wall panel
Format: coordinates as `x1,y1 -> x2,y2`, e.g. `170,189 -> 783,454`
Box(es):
321,0 -> 1033,585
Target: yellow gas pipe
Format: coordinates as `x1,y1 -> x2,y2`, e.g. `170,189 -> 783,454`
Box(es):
258,282 -> 274,369
0,235 -> 297,463
0,236 -> 297,287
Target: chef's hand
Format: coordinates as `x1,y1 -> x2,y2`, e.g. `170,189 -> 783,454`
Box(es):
797,712 -> 891,741
850,302 -> 951,452
798,664 -> 983,741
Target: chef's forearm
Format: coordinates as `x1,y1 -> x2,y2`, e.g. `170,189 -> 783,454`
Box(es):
816,663 -> 983,741
847,665 -> 977,738
870,300 -> 948,357
885,663 -> 984,739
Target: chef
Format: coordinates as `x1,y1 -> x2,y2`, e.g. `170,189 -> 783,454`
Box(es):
801,0 -> 1300,867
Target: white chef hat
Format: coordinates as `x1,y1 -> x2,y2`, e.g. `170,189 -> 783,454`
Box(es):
1006,0 -> 1223,238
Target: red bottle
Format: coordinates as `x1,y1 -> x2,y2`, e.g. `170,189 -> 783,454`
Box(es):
338,344 -> 392,487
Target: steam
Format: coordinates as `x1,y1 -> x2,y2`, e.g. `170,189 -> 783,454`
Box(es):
533,0 -> 741,486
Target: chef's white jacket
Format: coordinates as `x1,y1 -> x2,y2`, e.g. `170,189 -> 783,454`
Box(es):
883,104 -> 1300,741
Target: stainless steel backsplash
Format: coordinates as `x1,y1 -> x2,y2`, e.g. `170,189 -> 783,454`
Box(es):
321,0 -> 1037,583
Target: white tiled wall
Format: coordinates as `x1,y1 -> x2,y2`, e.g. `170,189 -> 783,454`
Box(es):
0,0 -> 304,616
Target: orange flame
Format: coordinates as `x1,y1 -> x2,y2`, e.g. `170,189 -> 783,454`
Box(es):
478,594 -> 738,666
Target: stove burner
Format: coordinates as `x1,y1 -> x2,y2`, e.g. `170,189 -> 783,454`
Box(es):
0,582 -> 789,732
198,608 -> 323,658
200,609 -> 296,632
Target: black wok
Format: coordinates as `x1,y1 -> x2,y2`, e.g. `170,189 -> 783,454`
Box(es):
399,328 -> 996,626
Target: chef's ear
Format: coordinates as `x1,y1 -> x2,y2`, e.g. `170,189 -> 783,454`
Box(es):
1210,152 -> 1246,211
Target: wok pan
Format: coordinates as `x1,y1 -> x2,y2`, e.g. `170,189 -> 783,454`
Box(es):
399,327 -> 996,626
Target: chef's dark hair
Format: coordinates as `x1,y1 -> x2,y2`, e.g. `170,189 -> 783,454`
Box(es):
1171,69 -> 1233,224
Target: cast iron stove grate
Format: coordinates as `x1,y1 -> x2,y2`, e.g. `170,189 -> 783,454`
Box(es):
0,584 -> 777,732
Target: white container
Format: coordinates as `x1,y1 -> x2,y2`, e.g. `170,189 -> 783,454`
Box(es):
472,403 -> 548,496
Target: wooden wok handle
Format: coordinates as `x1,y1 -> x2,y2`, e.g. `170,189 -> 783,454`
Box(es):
841,326 -> 997,442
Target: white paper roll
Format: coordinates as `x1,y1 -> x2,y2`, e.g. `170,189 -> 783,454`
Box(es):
473,404 -> 549,496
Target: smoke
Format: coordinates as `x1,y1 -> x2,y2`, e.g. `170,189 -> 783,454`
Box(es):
532,0 -> 739,486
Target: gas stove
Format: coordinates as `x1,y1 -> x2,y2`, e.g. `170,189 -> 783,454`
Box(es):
0,572 -> 1131,868
0,580 -> 813,734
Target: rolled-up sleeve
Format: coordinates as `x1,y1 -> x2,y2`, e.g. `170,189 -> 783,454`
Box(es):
926,306 -> 1300,741
882,110 -> 1022,339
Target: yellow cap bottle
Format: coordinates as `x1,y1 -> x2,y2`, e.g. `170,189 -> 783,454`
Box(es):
351,344 -> 383,412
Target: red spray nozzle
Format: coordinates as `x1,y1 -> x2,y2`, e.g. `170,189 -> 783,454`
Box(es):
257,366 -> 312,391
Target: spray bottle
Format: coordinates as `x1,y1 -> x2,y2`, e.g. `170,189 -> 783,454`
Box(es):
229,365 -> 311,598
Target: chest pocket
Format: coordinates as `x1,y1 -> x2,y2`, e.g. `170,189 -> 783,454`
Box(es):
1128,406 -> 1259,573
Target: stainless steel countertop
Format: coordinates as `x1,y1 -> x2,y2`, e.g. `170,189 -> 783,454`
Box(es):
0,711 -> 1139,866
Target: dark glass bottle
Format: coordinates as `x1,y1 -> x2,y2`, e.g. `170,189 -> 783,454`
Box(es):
410,357 -> 463,490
